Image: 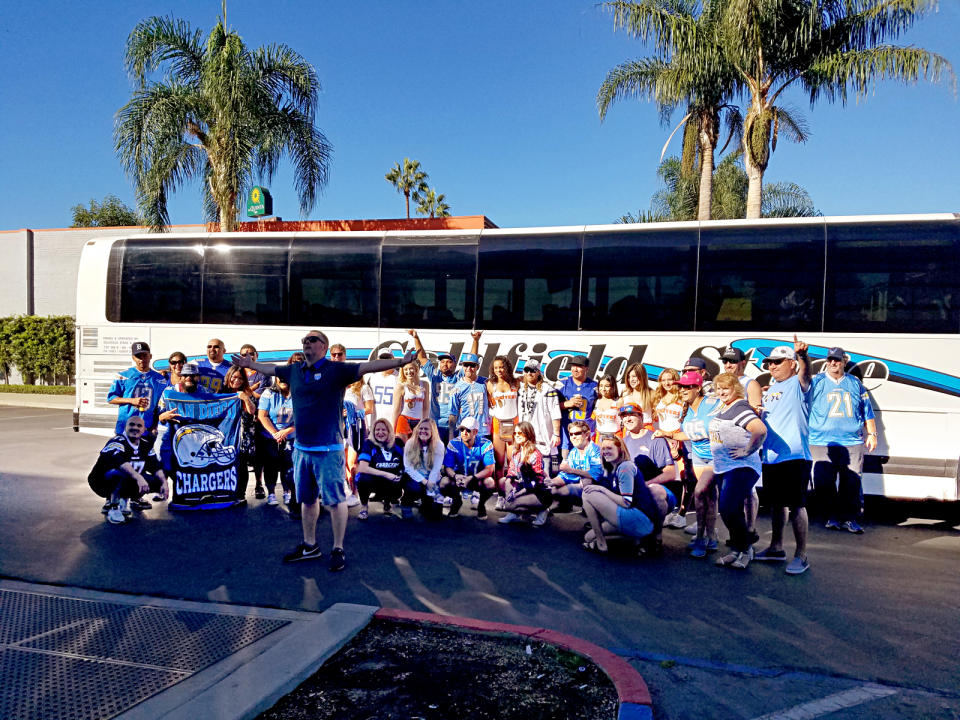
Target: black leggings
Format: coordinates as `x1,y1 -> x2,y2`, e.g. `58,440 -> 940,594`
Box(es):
256,435 -> 295,496
356,473 -> 402,506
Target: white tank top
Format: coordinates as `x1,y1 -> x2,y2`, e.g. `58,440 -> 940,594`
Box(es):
400,384 -> 425,420
655,399 -> 683,432
593,404 -> 621,435
490,386 -> 519,420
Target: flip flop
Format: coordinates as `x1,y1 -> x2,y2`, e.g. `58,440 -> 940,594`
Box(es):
582,539 -> 607,554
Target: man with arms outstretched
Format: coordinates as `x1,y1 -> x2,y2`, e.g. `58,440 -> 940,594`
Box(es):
234,331 -> 413,572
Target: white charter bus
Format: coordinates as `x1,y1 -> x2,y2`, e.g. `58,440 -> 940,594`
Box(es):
74,214 -> 960,504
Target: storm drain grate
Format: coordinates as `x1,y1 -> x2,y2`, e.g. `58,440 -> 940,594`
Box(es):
22,605 -> 290,671
0,590 -> 129,644
1,589 -> 292,719
0,648 -> 185,720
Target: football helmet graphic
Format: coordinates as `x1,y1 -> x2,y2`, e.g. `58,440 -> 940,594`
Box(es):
173,424 -> 236,468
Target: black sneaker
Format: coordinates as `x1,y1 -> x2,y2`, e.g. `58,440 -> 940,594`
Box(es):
329,548 -> 346,572
282,543 -> 323,563
254,486 -> 266,500
131,499 -> 152,511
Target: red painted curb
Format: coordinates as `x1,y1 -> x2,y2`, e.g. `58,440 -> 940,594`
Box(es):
374,607 -> 652,708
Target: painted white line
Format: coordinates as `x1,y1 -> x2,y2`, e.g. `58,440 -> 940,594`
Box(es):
0,414 -> 52,421
750,684 -> 898,720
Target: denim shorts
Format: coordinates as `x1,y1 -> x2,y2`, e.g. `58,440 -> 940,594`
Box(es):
293,448 -> 346,506
616,505 -> 654,539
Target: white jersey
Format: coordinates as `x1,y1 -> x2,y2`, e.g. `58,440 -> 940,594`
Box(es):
366,372 -> 399,421
517,381 -> 562,457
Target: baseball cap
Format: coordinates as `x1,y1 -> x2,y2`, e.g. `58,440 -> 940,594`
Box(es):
619,404 -> 641,415
131,341 -> 150,355
436,351 -> 454,361
677,370 -> 704,387
826,346 -> 846,361
569,355 -> 589,368
522,359 -> 541,373
720,346 -> 745,363
460,352 -> 480,366
763,346 -> 796,365
377,351 -> 394,360
457,417 -> 478,431
683,357 -> 707,371
180,362 -> 199,376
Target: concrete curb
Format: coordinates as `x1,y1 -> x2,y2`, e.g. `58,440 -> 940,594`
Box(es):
376,607 -> 653,720
0,393 -> 74,409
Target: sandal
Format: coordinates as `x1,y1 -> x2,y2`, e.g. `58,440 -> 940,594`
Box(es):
715,551 -> 739,566
582,539 -> 607,554
358,508 -> 369,521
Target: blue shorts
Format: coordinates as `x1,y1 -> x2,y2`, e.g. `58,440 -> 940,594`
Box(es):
616,505 -> 654,539
293,448 -> 346,506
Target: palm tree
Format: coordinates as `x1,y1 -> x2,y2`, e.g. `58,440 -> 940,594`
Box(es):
385,158 -> 428,219
416,188 -> 450,218
621,152 -> 818,221
598,0 -> 742,220
114,14 -> 332,231
720,0 -> 954,218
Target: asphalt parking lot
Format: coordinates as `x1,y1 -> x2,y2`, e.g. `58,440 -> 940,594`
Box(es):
1,406 -> 958,719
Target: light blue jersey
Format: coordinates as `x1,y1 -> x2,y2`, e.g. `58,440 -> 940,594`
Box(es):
107,368 -> 169,434
682,397 -> 722,463
423,360 -> 464,429
443,437 -> 495,475
259,387 -> 295,438
761,374 -> 811,464
448,379 -> 490,435
559,442 -> 603,484
808,373 -> 875,446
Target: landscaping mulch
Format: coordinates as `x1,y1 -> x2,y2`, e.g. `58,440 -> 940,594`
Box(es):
255,618 -> 619,720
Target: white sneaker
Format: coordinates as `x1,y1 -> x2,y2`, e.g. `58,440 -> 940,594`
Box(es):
532,510 -> 549,527
346,493 -> 361,508
283,491 -> 292,505
494,496 -> 506,511
498,513 -> 522,524
667,511 -> 687,529
684,517 -> 698,535
106,505 -> 126,524
470,491 -> 480,507
267,493 -> 279,506
118,498 -> 132,517
442,496 -> 453,507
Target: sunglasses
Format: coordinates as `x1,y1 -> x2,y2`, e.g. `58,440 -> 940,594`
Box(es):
568,431 -> 584,437
459,427 -> 473,433
765,358 -> 788,366
301,336 -> 323,344
462,363 -> 478,368
207,345 -> 222,349
169,359 -> 186,365
240,352 -> 255,357
331,352 -> 345,358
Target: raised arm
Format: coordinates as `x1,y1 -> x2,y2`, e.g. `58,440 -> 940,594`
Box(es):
358,350 -> 416,377
470,329 -> 482,355
793,334 -> 811,390
407,329 -> 428,365
231,355 -> 279,376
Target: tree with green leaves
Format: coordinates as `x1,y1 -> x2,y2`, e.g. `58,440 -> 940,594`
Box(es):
620,152 -> 817,222
598,0 -> 743,221
385,158 -> 428,219
416,188 -> 450,218
71,195 -> 144,227
114,14 -> 332,231
720,0 -> 954,218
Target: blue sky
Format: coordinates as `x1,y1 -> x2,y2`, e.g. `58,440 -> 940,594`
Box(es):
1,0 -> 956,231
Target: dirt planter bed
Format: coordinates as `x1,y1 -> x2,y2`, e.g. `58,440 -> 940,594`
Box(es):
254,608 -> 652,720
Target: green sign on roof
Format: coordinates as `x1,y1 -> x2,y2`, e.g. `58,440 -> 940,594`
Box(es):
246,186 -> 273,217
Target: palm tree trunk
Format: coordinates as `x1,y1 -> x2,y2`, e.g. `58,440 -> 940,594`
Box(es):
404,191 -> 410,219
697,135 -> 715,221
744,148 -> 763,219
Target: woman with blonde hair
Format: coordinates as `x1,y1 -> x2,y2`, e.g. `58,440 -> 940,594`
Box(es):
498,421 -> 551,526
392,359 -> 428,443
582,436 -> 673,554
621,362 -> 655,426
356,418 -> 405,519
400,419 -> 445,520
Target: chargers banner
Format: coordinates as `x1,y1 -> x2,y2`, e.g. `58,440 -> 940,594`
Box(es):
159,392 -> 244,510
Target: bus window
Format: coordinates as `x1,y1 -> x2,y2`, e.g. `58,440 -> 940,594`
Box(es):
381,240 -> 477,329
582,227 -> 697,330
202,239 -> 289,325
825,219 -> 960,334
109,240 -> 202,323
697,222 -> 825,332
289,237 -> 380,328
478,232 -> 581,330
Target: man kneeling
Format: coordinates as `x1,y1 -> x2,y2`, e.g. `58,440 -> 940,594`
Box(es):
89,416 -> 167,524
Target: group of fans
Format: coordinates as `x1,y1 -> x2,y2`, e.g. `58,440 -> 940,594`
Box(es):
89,329 -> 877,576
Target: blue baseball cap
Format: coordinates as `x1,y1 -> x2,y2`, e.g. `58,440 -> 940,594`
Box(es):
460,353 -> 480,366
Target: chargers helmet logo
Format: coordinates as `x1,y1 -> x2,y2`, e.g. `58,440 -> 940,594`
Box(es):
173,424 -> 236,468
